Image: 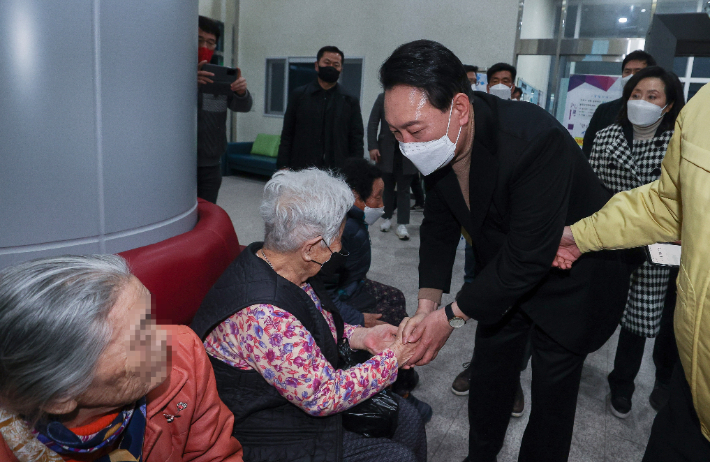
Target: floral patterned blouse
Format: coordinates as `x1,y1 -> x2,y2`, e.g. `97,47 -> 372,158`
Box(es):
204,283 -> 399,416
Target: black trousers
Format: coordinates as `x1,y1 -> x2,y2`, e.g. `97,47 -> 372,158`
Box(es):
464,242 -> 476,284
608,327 -> 648,399
654,268 -> 680,386
465,327 -> 531,372
343,394 -> 427,462
467,309 -> 586,462
411,173 -> 425,206
642,364 -> 710,461
197,165 -> 223,204
382,172 -> 414,225
608,269 -> 679,400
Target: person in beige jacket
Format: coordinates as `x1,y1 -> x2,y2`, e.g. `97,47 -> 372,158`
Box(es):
554,82 -> 710,461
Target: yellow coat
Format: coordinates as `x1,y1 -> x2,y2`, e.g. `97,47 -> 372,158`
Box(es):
571,82 -> 710,440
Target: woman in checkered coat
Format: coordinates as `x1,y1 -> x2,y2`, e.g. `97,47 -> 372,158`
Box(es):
588,66 -> 685,419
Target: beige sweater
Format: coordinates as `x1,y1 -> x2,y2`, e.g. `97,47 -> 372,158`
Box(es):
418,120 -> 474,305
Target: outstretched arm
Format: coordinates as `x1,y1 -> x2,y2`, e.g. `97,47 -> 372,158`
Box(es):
553,114 -> 685,270
552,226 -> 581,270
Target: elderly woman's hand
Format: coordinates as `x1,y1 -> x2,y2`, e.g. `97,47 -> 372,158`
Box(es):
390,319 -> 422,368
349,324 -> 398,355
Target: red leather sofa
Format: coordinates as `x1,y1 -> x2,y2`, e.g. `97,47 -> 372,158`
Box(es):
118,199 -> 242,325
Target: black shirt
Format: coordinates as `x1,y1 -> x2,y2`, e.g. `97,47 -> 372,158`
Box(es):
320,85 -> 337,165
277,80 -> 364,171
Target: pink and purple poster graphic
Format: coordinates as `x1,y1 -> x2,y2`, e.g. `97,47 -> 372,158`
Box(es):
563,74 -> 622,147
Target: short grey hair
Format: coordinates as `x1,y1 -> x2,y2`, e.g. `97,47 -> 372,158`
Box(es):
0,255 -> 132,419
261,168 -> 355,252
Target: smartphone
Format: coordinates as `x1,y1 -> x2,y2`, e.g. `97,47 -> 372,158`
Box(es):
645,243 -> 681,267
201,64 -> 241,95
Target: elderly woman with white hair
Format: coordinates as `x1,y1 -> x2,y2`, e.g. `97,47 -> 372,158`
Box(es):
191,168 -> 427,462
0,255 -> 243,462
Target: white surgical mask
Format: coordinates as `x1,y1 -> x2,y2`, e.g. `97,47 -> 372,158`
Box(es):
363,206 -> 384,225
489,84 -> 512,100
619,74 -> 633,88
627,99 -> 667,127
471,83 -> 477,91
398,102 -> 462,176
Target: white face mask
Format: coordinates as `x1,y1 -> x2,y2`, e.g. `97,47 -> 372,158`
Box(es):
471,83 -> 477,91
489,84 -> 512,100
363,206 -> 384,225
627,99 -> 667,127
619,74 -> 633,88
398,102 -> 462,177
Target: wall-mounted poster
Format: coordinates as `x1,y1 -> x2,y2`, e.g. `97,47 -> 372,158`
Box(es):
473,73 -> 488,92
562,74 -> 622,146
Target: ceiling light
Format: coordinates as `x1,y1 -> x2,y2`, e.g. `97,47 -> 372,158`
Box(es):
641,8 -> 647,12
618,17 -> 628,23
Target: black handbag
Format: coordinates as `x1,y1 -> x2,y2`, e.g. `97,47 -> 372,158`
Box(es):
308,277 -> 399,439
338,340 -> 399,439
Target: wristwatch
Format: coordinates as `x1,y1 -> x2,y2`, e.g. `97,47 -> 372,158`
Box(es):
444,303 -> 466,328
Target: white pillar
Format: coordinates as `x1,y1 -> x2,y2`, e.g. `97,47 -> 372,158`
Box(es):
0,0 -> 199,268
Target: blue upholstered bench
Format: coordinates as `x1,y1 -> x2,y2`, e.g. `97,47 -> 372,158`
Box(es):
225,134 -> 280,177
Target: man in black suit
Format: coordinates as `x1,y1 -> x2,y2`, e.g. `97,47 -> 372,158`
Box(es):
277,46 -> 364,171
381,40 -> 635,462
581,50 -> 656,158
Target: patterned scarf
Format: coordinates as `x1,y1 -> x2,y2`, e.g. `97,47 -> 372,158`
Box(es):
32,398 -> 147,462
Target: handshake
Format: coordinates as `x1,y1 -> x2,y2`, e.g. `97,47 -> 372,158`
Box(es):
350,302 -> 457,369
349,225 -> 584,370
349,226 -> 583,370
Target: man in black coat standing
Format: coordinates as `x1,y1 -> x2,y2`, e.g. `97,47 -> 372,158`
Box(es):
381,40 -> 635,462
277,46 -> 364,171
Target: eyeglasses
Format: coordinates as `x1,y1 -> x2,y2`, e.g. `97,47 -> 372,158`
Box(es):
198,37 -> 217,48
326,243 -> 350,257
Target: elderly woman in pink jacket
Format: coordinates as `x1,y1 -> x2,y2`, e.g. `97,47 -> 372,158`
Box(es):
0,255 -> 243,462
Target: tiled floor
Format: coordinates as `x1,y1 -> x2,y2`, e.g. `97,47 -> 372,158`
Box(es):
218,173 -> 658,462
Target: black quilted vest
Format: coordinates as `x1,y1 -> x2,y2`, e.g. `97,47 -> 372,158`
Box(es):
191,242 -> 344,462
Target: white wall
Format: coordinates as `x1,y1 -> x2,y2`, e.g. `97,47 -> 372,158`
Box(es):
233,0 -> 520,148
519,0 -> 557,40
516,0 -> 557,103
198,0 -> 238,73
517,55 -> 552,100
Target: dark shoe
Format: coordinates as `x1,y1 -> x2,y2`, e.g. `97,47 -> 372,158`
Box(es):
608,392 -> 632,419
649,380 -> 670,411
392,368 -> 419,396
451,362 -> 472,396
405,394 -> 433,424
411,203 -> 424,211
511,381 -> 525,417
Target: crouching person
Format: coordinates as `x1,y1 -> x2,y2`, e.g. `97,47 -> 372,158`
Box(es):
0,255 -> 243,462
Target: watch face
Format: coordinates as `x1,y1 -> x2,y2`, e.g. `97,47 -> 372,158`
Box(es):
449,317 -> 466,329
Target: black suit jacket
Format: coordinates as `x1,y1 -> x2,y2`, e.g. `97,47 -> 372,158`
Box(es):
277,81 -> 364,170
582,97 -> 624,159
420,92 -> 634,355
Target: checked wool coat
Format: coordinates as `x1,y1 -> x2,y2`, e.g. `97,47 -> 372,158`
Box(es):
589,122 -> 673,337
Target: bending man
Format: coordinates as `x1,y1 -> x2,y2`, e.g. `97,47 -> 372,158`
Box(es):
381,40 -> 636,462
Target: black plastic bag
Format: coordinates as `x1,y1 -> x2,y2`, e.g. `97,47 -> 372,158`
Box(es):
339,340 -> 399,438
